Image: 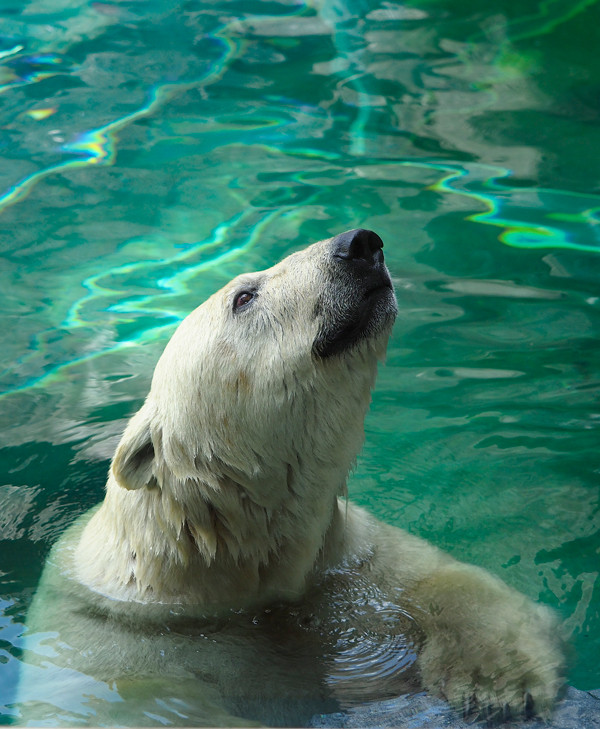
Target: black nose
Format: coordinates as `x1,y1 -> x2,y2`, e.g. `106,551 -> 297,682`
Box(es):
331,228 -> 384,262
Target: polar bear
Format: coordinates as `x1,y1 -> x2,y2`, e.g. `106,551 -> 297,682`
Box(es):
18,229 -> 563,727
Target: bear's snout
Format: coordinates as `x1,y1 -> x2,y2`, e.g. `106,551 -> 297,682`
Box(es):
331,228 -> 383,263
312,229 -> 397,358
329,228 -> 392,296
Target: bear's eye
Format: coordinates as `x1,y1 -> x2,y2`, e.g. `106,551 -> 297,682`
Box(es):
233,290 -> 256,311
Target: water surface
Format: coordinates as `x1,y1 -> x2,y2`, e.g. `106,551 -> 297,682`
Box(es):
0,0 -> 599,722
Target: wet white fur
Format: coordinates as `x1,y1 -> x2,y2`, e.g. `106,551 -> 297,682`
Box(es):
77,240 -> 386,607
19,235 -> 563,725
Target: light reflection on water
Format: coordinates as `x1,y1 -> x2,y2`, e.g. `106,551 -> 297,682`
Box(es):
1,155 -> 598,398
0,0 -> 599,722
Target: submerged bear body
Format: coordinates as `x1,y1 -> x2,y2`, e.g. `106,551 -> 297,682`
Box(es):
18,230 -> 563,726
24,504 -> 425,726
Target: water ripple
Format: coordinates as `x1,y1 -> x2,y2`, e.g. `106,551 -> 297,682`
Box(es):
0,207 -> 283,398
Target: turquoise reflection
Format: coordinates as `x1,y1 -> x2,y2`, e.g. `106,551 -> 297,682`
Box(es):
480,0 -> 600,42
0,0 -> 599,405
1,207 -> 288,398
2,149 -> 599,401
0,26 -> 243,213
425,162 -> 600,253
0,85 -> 170,210
0,51 -> 67,94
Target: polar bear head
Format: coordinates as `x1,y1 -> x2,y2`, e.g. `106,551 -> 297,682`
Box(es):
102,229 -> 396,587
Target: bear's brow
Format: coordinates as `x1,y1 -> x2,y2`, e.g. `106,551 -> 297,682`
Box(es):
231,273 -> 265,292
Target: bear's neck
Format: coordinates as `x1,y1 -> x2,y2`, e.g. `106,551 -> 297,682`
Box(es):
74,350 -> 381,610
74,469 -> 349,610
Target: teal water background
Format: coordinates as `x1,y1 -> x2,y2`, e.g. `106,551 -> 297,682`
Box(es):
0,0 -> 599,720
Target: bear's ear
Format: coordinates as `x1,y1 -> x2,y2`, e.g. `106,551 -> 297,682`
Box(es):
111,404 -> 157,490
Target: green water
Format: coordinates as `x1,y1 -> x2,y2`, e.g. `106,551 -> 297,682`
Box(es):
0,0 -> 599,721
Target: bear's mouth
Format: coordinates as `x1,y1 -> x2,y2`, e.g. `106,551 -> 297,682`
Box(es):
363,277 -> 393,301
312,276 -> 396,359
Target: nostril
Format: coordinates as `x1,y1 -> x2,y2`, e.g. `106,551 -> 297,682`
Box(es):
332,228 -> 384,262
